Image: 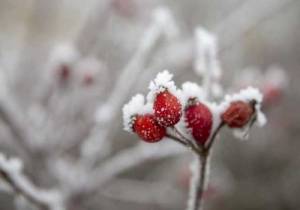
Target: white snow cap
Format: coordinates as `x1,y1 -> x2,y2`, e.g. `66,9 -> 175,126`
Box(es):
147,70 -> 177,102
178,82 -> 205,106
49,43 -> 80,68
0,153 -> 23,173
152,7 -> 179,40
122,94 -> 152,132
220,86 -> 267,139
222,86 -> 263,105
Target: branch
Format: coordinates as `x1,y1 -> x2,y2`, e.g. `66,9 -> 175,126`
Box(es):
0,153 -> 64,210
100,178 -> 183,206
85,140 -> 186,193
0,97 -> 33,156
80,7 -> 179,165
187,155 -> 208,210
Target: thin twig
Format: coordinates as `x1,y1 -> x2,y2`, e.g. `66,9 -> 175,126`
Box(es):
165,133 -> 188,147
172,127 -> 203,154
205,122 -> 225,151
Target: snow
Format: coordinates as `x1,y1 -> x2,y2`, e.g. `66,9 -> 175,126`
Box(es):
147,70 -> 178,102
49,43 -> 79,67
0,153 -> 23,173
194,27 -> 221,80
123,94 -> 153,132
178,82 -> 205,106
152,7 -> 179,40
0,153 -> 64,210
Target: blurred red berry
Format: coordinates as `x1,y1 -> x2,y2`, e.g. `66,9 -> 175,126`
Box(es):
263,84 -> 282,105
153,90 -> 182,127
185,102 -> 213,145
133,114 -> 166,143
111,0 -> 136,17
222,101 -> 254,128
58,64 -> 71,81
83,73 -> 94,86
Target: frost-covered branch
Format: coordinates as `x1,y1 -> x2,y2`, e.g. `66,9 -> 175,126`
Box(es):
81,7 -> 179,165
86,140 -> 185,192
101,178 -> 182,206
0,153 -> 64,210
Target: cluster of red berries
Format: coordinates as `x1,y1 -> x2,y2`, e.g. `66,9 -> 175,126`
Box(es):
133,90 -> 181,142
126,85 -> 255,145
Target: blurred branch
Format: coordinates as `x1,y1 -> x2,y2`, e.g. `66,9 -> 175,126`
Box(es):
86,140 -> 185,193
80,7 -> 179,165
75,0 -> 111,55
138,0 -> 297,84
0,97 -> 33,157
101,178 -> 183,206
0,153 -> 64,210
215,0 -> 297,53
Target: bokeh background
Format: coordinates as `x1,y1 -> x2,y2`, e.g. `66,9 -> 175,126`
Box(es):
0,0 -> 299,209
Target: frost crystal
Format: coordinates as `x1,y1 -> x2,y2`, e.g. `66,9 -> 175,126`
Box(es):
147,70 -> 177,102
122,94 -> 152,132
178,82 -> 205,106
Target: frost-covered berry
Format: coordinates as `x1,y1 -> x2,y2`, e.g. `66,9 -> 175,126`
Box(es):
221,101 -> 254,128
133,114 -> 166,143
154,90 -> 182,127
185,102 -> 213,145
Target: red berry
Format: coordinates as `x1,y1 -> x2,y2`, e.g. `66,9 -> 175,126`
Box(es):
153,90 -> 182,127
58,64 -> 70,81
222,101 -> 254,128
263,84 -> 282,105
133,114 -> 166,143
83,73 -> 94,86
185,102 -> 213,145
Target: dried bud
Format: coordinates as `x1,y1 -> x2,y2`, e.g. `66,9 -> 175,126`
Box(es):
222,101 -> 254,128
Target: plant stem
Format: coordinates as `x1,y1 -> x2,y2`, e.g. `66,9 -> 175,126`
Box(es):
188,153 -> 209,210
187,123 -> 223,210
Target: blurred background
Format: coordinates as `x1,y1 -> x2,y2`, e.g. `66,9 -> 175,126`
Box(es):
0,0 -> 299,209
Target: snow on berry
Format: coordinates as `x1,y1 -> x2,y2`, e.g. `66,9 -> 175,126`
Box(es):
220,86 -> 266,127
147,70 -> 178,102
219,87 -> 266,140
153,90 -> 182,127
185,102 -> 213,145
178,82 -> 205,107
122,94 -> 152,132
133,114 -> 166,142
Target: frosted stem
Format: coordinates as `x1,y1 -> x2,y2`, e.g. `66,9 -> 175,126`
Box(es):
187,154 -> 208,210
0,153 -> 64,210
